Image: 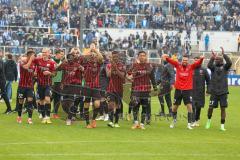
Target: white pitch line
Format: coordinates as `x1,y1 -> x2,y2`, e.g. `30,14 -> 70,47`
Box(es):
0,140 -> 238,146
0,153 -> 240,157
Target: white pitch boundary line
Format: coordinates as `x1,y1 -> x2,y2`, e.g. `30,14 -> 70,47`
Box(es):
0,140 -> 239,145
0,153 -> 240,157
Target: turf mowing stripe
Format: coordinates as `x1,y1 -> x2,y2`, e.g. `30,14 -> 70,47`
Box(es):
0,153 -> 239,157
0,140 -> 239,145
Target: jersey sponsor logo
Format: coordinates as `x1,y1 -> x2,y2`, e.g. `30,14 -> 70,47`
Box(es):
179,72 -> 189,77
39,66 -> 49,71
27,69 -> 34,73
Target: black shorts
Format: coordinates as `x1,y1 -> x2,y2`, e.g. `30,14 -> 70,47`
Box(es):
83,87 -> 101,103
192,100 -> 204,108
131,91 -> 150,107
17,87 -> 34,99
173,89 -> 192,106
107,92 -> 122,106
37,85 -> 51,100
209,94 -> 228,108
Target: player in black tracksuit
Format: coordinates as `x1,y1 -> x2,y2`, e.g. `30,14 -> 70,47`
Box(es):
155,60 -> 175,117
205,47 -> 232,131
192,56 -> 210,126
0,58 -> 12,114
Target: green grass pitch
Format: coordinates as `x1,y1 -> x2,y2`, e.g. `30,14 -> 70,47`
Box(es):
0,83 -> 239,160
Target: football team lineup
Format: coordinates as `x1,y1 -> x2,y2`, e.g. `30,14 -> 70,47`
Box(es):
0,45 -> 232,132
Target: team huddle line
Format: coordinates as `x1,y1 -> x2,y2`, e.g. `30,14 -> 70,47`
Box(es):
0,43 -> 232,130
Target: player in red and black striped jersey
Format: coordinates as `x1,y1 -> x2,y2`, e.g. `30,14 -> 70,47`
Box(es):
57,53 -> 84,125
81,42 -> 103,128
16,50 -> 36,124
33,48 -> 56,124
128,51 -> 157,130
105,51 -> 126,128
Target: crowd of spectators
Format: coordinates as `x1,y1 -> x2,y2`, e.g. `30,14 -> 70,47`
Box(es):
0,0 -> 239,56
1,0 -> 240,32
83,0 -> 240,31
0,27 -> 78,54
85,30 -> 190,59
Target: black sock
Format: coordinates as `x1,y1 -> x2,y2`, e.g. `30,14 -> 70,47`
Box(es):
84,108 -> 90,125
68,113 -> 73,120
160,104 -> 165,113
141,107 -> 146,124
188,112 -> 192,123
32,96 -> 37,110
172,112 -> 177,120
192,107 -> 196,121
208,108 -> 213,119
79,100 -> 84,114
92,107 -> 99,120
128,105 -> 132,114
18,103 -> 23,117
45,104 -> 51,117
133,105 -> 139,122
27,101 -> 33,118
99,103 -> 104,116
103,102 -> 108,114
109,109 -> 114,123
115,109 -> 120,124
168,107 -> 172,114
221,119 -> 225,124
196,108 -> 201,121
39,105 -> 45,118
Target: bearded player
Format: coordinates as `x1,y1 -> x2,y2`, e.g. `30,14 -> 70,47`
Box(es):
57,52 -> 84,125
162,54 -> 204,129
105,51 -> 126,128
16,50 -> 36,124
81,42 -> 103,128
129,51 -> 157,130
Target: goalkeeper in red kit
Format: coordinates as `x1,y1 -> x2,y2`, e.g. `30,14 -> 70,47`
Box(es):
162,54 -> 204,129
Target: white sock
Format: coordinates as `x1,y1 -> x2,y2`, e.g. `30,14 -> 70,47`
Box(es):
221,124 -> 225,128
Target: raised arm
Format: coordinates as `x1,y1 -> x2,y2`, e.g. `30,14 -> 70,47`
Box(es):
114,64 -> 126,79
93,49 -> 103,64
220,47 -> 232,71
191,56 -> 204,69
223,54 -> 232,71
150,68 -> 157,90
162,54 -> 178,68
204,68 -> 210,93
168,64 -> 175,85
208,50 -> 216,71
22,55 -> 35,70
166,58 -> 179,68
